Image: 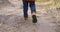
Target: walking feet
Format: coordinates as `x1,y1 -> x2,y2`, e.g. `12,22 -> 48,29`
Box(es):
24,12 -> 37,23
24,16 -> 28,20
32,15 -> 37,23
32,12 -> 37,23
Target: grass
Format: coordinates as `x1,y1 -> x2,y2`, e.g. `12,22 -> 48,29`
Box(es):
36,0 -> 50,2
36,0 -> 60,7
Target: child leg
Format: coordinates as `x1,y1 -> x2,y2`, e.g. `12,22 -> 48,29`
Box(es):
30,2 -> 37,23
22,0 -> 28,20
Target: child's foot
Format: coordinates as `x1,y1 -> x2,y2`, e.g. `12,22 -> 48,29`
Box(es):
24,16 -> 28,20
32,15 -> 37,23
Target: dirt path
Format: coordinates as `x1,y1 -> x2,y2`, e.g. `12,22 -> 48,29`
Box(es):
0,0 -> 60,32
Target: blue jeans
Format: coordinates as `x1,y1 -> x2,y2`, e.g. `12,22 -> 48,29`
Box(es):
22,0 -> 36,17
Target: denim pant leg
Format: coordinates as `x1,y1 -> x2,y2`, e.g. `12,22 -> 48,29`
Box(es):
22,0 -> 28,17
30,2 -> 36,13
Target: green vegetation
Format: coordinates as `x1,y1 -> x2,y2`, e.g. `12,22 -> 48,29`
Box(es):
36,0 -> 50,2
36,0 -> 60,7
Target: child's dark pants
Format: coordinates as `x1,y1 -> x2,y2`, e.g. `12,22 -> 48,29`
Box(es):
22,0 -> 36,17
